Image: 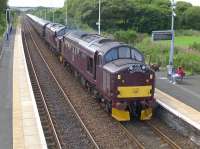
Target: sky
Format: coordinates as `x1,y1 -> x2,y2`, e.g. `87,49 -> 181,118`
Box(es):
7,0 -> 200,8
176,0 -> 200,6
8,0 -> 65,8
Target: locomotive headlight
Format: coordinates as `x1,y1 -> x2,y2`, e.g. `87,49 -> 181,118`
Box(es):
150,74 -> 153,79
142,65 -> 146,70
117,74 -> 121,80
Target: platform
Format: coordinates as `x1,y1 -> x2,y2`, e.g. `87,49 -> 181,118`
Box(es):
156,71 -> 200,131
156,71 -> 200,111
12,26 -> 47,148
0,30 -> 15,148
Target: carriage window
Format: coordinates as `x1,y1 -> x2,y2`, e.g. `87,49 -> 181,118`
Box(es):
57,29 -> 65,36
119,47 -> 131,58
131,49 -> 143,62
105,48 -> 118,63
97,55 -> 102,65
87,57 -> 93,74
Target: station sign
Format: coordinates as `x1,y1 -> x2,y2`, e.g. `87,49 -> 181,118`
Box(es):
152,30 -> 173,41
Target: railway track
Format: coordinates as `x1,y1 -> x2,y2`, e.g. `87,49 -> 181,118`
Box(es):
22,17 -> 198,149
22,21 -> 99,149
23,18 -> 141,149
146,122 -> 181,149
22,27 -> 61,149
122,121 -> 183,149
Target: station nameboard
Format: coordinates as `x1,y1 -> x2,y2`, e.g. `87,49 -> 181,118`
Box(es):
152,30 -> 173,41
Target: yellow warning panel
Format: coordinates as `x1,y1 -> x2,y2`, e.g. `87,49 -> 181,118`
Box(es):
117,85 -> 152,98
140,108 -> 153,120
112,108 -> 130,121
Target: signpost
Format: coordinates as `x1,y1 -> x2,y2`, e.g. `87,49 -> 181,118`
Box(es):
152,30 -> 173,41
152,0 -> 176,81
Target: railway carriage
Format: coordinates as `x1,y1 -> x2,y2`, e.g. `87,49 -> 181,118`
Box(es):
45,23 -> 67,53
26,14 -> 50,37
26,14 -> 155,121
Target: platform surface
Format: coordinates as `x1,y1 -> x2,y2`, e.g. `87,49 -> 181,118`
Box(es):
156,71 -> 200,130
13,26 -> 47,149
0,31 -> 15,148
156,71 -> 200,111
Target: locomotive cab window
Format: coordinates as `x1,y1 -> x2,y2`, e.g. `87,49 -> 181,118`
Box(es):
131,48 -> 144,62
119,47 -> 131,59
87,57 -> 93,74
57,29 -> 66,36
105,48 -> 118,63
104,46 -> 144,63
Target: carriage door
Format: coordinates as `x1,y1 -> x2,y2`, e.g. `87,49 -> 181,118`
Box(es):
96,54 -> 103,90
72,47 -> 75,61
94,52 -> 98,80
103,70 -> 110,94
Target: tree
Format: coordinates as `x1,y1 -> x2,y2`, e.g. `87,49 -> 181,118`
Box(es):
183,7 -> 200,30
175,1 -> 192,29
0,0 -> 7,36
0,0 -> 7,12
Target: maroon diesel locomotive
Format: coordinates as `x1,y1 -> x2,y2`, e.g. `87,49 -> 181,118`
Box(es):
26,14 -> 155,121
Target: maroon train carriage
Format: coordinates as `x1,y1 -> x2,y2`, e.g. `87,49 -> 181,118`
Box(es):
25,14 -> 155,121
60,31 -> 155,121
45,23 -> 67,53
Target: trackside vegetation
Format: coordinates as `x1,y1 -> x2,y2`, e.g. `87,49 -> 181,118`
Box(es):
30,0 -> 200,74
0,0 -> 8,40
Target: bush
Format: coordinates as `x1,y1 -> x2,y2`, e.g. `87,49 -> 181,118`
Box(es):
136,37 -> 200,74
176,29 -> 200,36
0,13 -> 6,36
174,53 -> 200,74
113,29 -> 137,44
189,42 -> 200,52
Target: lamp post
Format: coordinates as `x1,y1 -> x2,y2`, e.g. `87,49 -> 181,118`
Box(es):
96,0 -> 101,35
6,8 -> 11,40
65,0 -> 67,25
44,8 -> 47,20
53,8 -> 55,23
167,0 -> 176,78
169,0 -> 176,66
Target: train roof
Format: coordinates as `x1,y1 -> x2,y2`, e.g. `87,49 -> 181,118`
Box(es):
27,14 -> 141,58
46,23 -> 66,33
64,30 -> 127,55
26,14 -> 50,26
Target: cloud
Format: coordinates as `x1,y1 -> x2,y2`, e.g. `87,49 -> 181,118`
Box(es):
176,0 -> 200,6
8,0 -> 65,8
